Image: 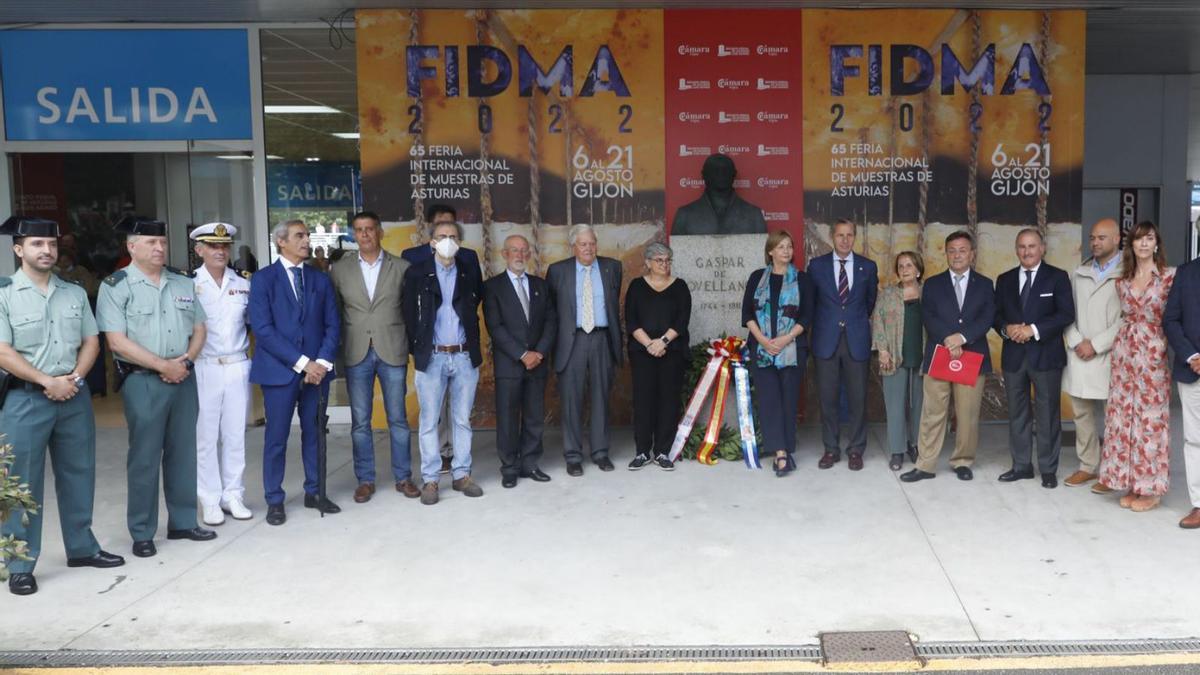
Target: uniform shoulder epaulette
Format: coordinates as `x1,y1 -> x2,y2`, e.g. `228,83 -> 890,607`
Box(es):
102,270 -> 127,286
0,276 -> 11,289
240,270 -> 252,280
61,277 -> 84,288
165,266 -> 188,277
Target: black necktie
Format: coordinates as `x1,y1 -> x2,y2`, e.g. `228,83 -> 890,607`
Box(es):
1019,269 -> 1032,312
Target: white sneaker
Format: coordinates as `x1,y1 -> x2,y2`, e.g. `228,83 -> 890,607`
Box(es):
221,498 -> 252,520
202,504 -> 225,526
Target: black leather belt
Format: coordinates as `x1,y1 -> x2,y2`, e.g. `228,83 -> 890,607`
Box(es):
434,344 -> 466,353
9,375 -> 41,391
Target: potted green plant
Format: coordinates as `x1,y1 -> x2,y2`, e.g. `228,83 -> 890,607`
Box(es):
0,436 -> 37,581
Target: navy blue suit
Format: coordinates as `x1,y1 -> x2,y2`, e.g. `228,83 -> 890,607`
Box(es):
809,251 -> 878,458
248,260 -> 341,505
920,269 -> 995,375
808,252 -> 878,361
993,262 -> 1075,476
1164,258 -> 1200,384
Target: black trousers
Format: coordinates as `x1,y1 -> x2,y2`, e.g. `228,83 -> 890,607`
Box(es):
494,374 -> 547,478
750,364 -> 803,455
815,332 -> 869,456
1003,362 -> 1063,475
630,349 -> 687,456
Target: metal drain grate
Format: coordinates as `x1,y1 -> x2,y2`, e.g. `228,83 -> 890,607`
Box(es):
3,638 -> 1200,668
820,631 -> 919,664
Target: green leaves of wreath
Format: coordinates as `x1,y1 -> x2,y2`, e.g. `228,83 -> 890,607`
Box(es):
679,338 -> 765,463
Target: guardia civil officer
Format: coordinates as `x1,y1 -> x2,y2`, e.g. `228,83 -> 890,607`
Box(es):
96,217 -> 214,558
189,223 -> 253,526
0,216 -> 125,596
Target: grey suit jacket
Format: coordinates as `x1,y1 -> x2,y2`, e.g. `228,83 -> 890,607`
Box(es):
330,250 -> 410,367
546,255 -> 624,372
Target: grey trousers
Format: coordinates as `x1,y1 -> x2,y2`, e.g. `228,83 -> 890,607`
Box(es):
1004,362 -> 1063,475
881,367 -> 924,457
815,333 -> 869,456
559,330 -> 614,463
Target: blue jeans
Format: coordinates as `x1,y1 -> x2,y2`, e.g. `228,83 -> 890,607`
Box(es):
414,352 -> 479,483
345,347 -> 411,484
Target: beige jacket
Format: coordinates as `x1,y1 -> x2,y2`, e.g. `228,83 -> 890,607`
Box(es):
1062,258 -> 1123,399
330,250 -> 410,367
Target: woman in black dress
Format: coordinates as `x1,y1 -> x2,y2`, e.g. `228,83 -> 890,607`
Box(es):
625,242 -> 692,470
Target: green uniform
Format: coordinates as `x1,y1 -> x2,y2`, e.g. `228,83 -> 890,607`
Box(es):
96,264 -> 206,541
0,270 -> 101,573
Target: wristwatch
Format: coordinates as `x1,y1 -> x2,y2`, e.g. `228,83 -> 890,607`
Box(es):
71,372 -> 85,388
661,335 -> 672,345
184,358 -> 195,371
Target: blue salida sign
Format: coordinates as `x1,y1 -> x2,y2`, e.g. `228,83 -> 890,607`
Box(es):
0,29 -> 252,141
268,163 -> 360,209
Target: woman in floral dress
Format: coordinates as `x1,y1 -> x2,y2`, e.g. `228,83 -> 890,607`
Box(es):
1098,221 -> 1175,512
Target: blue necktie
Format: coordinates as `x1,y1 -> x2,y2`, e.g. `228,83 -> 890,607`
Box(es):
291,266 -> 305,319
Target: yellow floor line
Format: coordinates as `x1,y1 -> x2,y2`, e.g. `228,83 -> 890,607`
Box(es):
7,651 -> 1200,674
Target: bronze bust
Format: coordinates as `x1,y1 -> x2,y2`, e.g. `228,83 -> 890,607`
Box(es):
671,154 -> 767,236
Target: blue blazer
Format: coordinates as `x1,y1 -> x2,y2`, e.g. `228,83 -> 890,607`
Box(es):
1164,258 -> 1200,384
248,260 -> 341,387
920,269 -> 995,375
993,263 -> 1075,372
808,252 -> 878,361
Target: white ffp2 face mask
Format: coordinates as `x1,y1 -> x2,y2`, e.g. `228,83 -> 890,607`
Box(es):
434,237 -> 460,259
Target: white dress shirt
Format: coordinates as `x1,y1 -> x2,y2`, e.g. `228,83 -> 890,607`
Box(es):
359,251 -> 383,302
193,266 -> 250,358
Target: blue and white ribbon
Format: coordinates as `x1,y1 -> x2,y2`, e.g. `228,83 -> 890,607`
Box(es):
732,360 -> 760,469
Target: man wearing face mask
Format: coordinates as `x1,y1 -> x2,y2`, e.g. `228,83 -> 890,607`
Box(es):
670,154 -> 768,236
402,219 -> 484,505
402,204 -> 480,475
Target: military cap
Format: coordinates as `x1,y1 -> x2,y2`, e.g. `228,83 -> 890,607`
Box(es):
189,222 -> 237,244
114,215 -> 167,237
0,215 -> 60,238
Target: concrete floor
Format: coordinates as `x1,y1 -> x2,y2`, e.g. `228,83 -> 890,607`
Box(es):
4,417 -> 1200,652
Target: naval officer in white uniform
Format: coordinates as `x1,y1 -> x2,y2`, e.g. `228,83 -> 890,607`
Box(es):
190,222 -> 253,525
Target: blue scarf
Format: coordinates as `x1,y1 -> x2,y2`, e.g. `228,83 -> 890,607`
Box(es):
752,264 -> 800,368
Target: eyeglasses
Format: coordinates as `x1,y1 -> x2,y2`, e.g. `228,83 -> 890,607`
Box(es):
650,257 -> 672,265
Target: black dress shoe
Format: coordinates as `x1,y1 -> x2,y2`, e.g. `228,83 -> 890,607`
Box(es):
900,468 -> 935,482
954,466 -> 974,481
818,451 -> 840,469
595,457 -> 615,472
906,442 -> 919,464
303,494 -> 342,514
167,527 -> 218,541
8,573 -> 36,595
1042,473 -> 1058,489
998,468 -> 1035,482
132,540 -> 157,558
266,504 -> 287,526
519,468 -> 551,482
67,550 -> 126,568
567,462 -> 583,476
502,475 -> 518,488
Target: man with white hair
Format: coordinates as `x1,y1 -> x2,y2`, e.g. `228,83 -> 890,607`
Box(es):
546,224 -> 623,476
189,222 -> 253,525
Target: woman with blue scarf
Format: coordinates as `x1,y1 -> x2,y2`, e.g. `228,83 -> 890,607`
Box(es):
740,230 -> 815,477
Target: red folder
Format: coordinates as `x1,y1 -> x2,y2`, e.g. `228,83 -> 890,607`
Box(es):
928,344 -> 983,386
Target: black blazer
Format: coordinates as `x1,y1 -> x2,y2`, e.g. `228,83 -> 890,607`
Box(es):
401,249 -> 483,372
993,262 -> 1075,372
483,272 -> 557,378
920,269 -> 995,375
546,256 -> 624,372
1165,258 -> 1200,384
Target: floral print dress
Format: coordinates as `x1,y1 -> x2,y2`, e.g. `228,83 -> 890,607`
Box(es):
1098,267 -> 1175,495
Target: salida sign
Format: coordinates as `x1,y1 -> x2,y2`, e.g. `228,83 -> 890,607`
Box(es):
0,29 -> 252,141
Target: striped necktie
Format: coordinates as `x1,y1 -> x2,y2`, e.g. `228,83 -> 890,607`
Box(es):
837,258 -> 849,304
